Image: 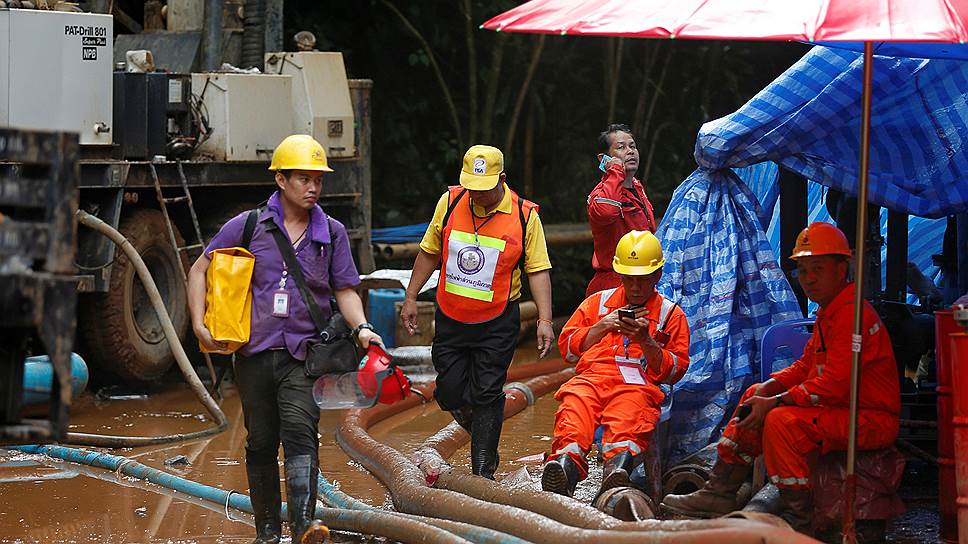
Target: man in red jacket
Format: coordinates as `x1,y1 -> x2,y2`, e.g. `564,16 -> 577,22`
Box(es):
661,222 -> 900,534
586,124 -> 657,297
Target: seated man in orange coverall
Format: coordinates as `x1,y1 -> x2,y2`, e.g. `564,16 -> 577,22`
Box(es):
661,221 -> 900,534
541,230 -> 690,498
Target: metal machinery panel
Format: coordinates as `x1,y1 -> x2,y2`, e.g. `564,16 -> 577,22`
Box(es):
0,9 -> 112,146
265,52 -> 356,158
112,72 -> 169,159
190,72 -> 293,161
0,128 -> 79,444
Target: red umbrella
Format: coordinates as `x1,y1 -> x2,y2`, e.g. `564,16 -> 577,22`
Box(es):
484,1 -> 968,542
483,0 -> 968,41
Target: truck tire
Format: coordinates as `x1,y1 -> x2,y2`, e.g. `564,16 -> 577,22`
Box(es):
80,209 -> 189,383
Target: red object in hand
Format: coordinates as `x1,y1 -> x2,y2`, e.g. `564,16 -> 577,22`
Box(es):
356,343 -> 411,405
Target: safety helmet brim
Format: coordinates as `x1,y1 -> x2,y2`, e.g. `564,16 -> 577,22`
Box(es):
268,163 -> 334,173
789,248 -> 852,260
613,258 -> 664,276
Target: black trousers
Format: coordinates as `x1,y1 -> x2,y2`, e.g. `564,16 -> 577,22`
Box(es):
432,301 -> 520,411
234,350 -> 320,465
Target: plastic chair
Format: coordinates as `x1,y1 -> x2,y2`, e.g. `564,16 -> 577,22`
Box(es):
760,318 -> 814,380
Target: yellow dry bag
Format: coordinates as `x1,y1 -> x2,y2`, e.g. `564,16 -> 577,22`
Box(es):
202,247 -> 255,354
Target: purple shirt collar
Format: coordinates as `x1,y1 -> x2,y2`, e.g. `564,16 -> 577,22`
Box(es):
262,191 -> 331,243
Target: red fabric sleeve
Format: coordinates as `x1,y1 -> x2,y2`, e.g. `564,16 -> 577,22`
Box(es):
587,164 -> 627,227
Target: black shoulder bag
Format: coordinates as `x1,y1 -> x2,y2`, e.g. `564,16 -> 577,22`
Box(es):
267,220 -> 360,377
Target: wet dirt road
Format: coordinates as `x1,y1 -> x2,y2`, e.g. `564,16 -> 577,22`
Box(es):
0,344 -> 578,543
0,338 -> 941,543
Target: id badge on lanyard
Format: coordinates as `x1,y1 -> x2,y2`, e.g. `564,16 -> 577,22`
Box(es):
272,271 -> 290,318
615,337 -> 646,385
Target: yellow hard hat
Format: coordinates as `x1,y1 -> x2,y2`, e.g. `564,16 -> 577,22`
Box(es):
790,221 -> 852,260
459,145 -> 503,190
268,134 -> 333,172
613,230 -> 664,276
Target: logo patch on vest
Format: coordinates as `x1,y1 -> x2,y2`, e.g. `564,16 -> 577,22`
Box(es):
457,246 -> 486,274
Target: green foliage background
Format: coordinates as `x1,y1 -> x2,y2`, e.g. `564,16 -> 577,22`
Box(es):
285,0 -> 809,313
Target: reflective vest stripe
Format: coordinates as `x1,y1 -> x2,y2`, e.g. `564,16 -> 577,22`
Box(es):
769,474 -> 810,487
593,197 -> 623,208
597,288 -> 617,317
565,331 -> 580,363
720,436 -> 755,464
449,229 -> 506,251
601,440 -> 642,455
553,442 -> 585,456
444,282 -> 494,302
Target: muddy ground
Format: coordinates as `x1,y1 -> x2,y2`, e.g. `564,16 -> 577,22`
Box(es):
0,341 -> 944,543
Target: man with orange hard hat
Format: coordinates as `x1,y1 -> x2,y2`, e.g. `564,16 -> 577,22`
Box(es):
542,230 -> 689,498
661,221 -> 900,534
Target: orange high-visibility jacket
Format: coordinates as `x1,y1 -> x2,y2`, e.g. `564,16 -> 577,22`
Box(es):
772,283 -> 900,415
559,286 -> 690,400
437,186 -> 537,324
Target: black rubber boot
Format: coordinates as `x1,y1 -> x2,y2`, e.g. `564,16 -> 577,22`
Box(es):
245,461 -> 282,544
599,451 -> 635,497
449,405 -> 474,432
542,455 -> 581,497
470,398 -> 504,479
284,455 -> 329,544
778,487 -> 814,535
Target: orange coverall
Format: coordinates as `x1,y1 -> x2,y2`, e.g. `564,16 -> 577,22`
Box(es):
550,286 -> 690,479
718,283 -> 900,488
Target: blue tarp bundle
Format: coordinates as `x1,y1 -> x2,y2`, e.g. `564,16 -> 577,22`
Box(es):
659,45 -> 968,464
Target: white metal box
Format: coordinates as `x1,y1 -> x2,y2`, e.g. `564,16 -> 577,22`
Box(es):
265,51 -> 356,158
0,9 -> 113,146
191,73 -> 293,161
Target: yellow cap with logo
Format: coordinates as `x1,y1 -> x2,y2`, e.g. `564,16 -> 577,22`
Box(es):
613,230 -> 665,276
459,145 -> 503,190
268,134 -> 333,172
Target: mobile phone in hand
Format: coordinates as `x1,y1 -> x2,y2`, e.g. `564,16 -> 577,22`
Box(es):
599,154 -> 614,172
618,308 -> 636,322
736,404 -> 752,422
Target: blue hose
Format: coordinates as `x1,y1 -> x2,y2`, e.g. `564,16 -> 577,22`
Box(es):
13,444 -> 258,513
23,353 -> 88,405
13,444 -> 526,544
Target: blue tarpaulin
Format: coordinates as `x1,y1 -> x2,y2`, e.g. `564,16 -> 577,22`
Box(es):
658,45 -> 968,464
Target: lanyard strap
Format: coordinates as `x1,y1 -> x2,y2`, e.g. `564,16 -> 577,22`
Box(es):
267,223 -> 328,333
471,211 -> 497,244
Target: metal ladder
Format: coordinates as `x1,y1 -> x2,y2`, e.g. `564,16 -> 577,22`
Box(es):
150,161 -> 220,397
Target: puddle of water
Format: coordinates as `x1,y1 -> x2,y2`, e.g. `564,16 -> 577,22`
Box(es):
0,343 -> 571,542
5,338 -> 936,542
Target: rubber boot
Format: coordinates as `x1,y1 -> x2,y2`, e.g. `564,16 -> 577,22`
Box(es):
449,405 -> 474,432
246,461 -> 282,544
660,459 -> 751,518
470,399 -> 504,479
541,455 -> 580,497
778,487 -> 814,535
284,455 -> 329,544
598,451 -> 634,497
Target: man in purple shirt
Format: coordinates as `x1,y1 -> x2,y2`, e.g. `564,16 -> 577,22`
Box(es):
188,134 -> 380,544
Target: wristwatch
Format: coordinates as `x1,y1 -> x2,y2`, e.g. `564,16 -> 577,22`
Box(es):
353,322 -> 375,336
